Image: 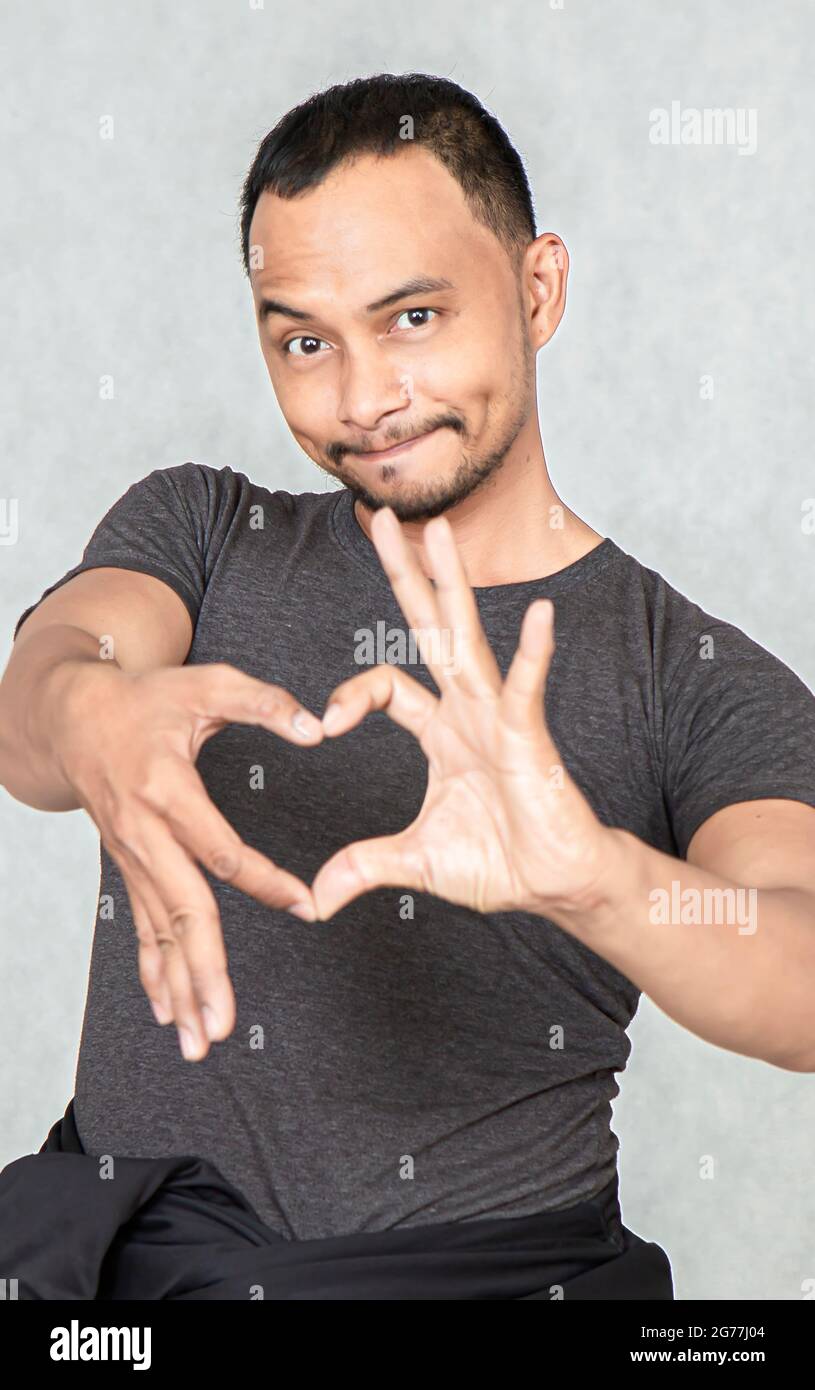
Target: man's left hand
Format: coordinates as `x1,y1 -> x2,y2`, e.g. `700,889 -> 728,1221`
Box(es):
310,507 -> 616,922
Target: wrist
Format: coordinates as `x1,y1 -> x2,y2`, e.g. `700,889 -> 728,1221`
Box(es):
530,826 -> 639,939
34,657 -> 124,789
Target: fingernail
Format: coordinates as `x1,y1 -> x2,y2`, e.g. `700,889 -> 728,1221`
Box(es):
289,900 -> 316,921
292,709 -> 321,737
150,998 -> 172,1025
322,703 -> 343,732
201,1005 -> 221,1040
178,1026 -> 199,1060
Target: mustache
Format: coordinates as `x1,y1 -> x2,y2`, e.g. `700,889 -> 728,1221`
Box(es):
325,415 -> 465,466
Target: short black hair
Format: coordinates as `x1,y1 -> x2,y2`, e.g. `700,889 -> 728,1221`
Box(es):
238,72 -> 537,279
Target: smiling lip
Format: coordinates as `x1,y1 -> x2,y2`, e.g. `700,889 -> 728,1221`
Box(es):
353,428 -> 439,461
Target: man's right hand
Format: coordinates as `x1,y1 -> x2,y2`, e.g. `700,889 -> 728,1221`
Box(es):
51,661 -> 325,1061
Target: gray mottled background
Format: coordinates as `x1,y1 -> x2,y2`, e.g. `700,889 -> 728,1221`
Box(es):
1,0 -> 813,1301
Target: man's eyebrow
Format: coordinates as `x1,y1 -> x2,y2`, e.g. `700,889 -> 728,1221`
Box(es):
364,276 -> 455,314
257,276 -> 455,325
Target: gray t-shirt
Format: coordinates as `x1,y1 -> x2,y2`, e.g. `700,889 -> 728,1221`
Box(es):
15,463 -> 815,1240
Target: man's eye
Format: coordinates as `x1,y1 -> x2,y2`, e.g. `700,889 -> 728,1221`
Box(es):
284,336 -> 330,357
393,308 -> 437,331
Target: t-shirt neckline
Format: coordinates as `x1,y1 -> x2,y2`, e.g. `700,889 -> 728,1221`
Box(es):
329,485 -> 624,598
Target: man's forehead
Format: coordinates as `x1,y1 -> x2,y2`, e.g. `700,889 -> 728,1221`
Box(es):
249,218 -> 468,308
248,147 -> 490,279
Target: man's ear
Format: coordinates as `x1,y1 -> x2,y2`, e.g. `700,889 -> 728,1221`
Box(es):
522,233 -> 569,350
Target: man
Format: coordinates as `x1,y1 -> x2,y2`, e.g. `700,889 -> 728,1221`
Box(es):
2,72 -> 815,1300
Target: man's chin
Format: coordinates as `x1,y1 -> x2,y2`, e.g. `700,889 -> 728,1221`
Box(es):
339,476 -> 466,523
335,455 -> 507,523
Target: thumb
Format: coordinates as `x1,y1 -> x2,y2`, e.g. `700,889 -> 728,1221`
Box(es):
311,832 -> 423,920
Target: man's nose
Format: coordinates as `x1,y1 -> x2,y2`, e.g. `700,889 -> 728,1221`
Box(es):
336,345 -> 414,432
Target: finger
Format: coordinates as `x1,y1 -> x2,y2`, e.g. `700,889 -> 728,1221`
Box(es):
367,509 -> 451,689
110,809 -> 237,1060
113,845 -> 220,1060
184,664 -> 325,747
105,842 -> 203,1049
311,831 -> 425,920
501,598 -> 556,734
421,513 -> 502,696
121,875 -> 174,1024
138,753 -> 317,920
321,663 -> 438,742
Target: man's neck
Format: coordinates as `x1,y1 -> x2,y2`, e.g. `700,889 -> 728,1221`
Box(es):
352,431 -> 605,587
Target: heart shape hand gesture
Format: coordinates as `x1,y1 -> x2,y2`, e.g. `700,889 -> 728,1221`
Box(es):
56,507 -> 616,1059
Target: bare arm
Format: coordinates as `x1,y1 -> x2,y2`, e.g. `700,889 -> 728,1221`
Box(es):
551,799 -> 815,1073
0,567 -> 194,810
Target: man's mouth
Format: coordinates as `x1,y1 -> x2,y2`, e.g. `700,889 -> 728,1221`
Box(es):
351,428 -> 440,462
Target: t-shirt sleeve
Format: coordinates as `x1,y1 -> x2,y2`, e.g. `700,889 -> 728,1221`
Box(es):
13,462 -> 220,643
661,622 -> 815,859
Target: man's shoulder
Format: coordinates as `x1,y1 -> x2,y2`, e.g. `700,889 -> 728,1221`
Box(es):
150,460 -> 342,535
605,540 -> 793,683
157,460 -> 338,508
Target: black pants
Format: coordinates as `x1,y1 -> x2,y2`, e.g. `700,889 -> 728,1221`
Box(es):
0,1099 -> 674,1300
